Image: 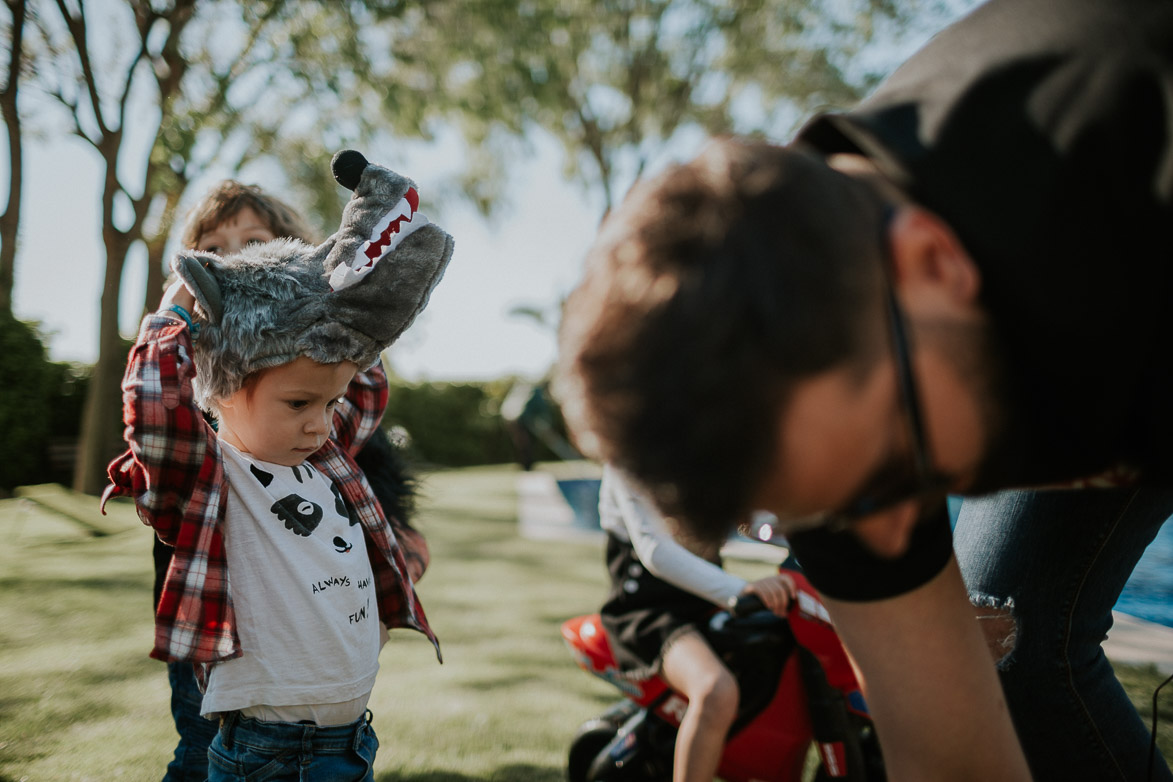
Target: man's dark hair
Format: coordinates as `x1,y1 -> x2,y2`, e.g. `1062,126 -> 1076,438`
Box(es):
557,138 -> 890,541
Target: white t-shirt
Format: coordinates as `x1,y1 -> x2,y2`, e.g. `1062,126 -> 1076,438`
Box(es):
202,443 -> 382,725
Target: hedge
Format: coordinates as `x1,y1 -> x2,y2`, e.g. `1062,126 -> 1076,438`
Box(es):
383,375 -> 572,468
0,314 -> 90,491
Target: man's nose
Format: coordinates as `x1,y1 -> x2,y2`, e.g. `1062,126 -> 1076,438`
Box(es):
850,502 -> 921,559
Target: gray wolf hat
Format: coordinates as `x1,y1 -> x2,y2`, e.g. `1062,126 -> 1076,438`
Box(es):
174,150 -> 455,411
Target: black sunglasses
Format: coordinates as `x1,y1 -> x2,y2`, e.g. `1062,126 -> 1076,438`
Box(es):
749,207 -> 951,544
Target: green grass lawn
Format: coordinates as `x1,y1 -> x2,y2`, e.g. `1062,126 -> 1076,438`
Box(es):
1,465 -> 1171,781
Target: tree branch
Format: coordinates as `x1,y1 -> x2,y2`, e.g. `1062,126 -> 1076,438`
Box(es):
53,0 -> 112,141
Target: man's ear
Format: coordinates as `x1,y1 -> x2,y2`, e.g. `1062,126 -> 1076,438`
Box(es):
887,206 -> 980,305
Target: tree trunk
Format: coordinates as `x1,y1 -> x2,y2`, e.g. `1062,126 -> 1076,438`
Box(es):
143,247 -> 166,316
0,164 -> 19,317
0,0 -> 26,318
72,241 -> 130,495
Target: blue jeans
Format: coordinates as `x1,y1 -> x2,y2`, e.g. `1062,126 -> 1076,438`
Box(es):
955,487 -> 1173,781
164,661 -> 217,782
207,711 -> 379,782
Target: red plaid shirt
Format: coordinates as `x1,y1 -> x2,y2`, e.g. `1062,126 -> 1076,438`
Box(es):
102,314 -> 439,667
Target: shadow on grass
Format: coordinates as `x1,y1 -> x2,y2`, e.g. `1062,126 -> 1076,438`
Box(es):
0,573 -> 150,593
378,765 -> 563,782
0,654 -> 154,734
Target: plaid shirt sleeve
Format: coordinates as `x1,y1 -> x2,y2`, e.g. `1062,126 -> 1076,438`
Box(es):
333,359 -> 389,456
112,314 -> 240,664
117,314 -> 216,544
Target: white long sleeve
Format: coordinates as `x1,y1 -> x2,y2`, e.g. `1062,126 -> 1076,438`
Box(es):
599,465 -> 747,607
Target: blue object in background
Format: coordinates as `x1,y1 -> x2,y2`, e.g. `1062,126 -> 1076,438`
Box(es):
1116,521 -> 1173,628
556,479 -> 602,531
947,495 -> 964,525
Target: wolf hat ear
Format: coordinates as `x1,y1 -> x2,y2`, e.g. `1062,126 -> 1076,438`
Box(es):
174,150 -> 455,412
174,253 -> 224,324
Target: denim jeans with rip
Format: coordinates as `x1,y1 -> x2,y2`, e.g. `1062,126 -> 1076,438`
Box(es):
955,487 -> 1173,782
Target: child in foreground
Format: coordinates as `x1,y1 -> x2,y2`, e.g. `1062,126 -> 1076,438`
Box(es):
104,151 -> 453,781
598,464 -> 796,782
150,179 -> 431,781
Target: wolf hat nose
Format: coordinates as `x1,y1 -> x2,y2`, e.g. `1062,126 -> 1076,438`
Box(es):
332,149 -> 369,192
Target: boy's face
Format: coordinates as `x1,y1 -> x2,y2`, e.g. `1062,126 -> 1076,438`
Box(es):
216,356 -> 359,466
196,207 -> 278,254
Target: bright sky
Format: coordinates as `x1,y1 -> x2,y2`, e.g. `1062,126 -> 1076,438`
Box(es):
9,129 -> 614,383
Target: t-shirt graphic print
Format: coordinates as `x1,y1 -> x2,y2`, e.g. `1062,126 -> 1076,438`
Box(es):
201,442 -> 381,722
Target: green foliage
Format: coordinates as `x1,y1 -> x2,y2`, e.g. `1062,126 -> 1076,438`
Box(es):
42,359 -> 91,484
0,314 -> 91,491
0,314 -> 52,491
384,378 -> 516,467
386,0 -> 963,214
42,361 -> 89,439
384,376 -> 571,467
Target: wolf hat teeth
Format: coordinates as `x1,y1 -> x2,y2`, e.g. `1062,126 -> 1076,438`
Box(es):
329,186 -> 429,292
173,150 -> 455,412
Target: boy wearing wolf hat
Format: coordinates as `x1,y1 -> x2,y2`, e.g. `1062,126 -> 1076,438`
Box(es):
104,151 -> 452,780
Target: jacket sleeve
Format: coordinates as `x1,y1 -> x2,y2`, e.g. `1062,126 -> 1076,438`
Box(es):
114,314 -> 216,545
333,359 -> 389,456
603,465 -> 748,607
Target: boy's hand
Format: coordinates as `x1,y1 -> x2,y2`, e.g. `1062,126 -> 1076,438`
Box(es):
159,278 -> 196,315
743,572 -> 797,617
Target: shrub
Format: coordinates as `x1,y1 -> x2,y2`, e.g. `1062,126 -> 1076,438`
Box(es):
384,379 -> 514,467
43,360 -> 91,484
383,376 -> 573,468
0,314 -> 93,491
0,314 -> 54,491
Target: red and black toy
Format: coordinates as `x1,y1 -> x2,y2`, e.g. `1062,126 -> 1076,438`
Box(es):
562,568 -> 885,782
